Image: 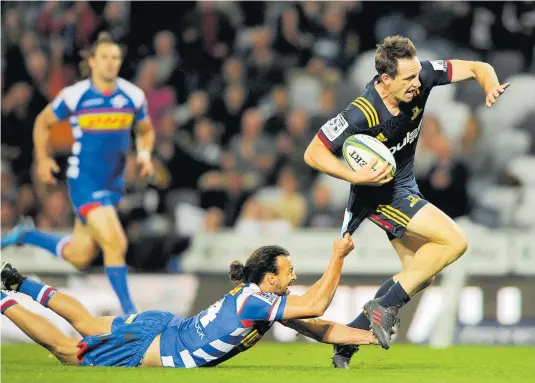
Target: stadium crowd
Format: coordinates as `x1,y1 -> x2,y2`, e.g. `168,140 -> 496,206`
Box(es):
2,1 -> 535,270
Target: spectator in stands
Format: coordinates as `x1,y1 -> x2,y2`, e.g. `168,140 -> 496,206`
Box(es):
174,90 -> 210,135
304,182 -> 341,229
238,166 -> 307,235
418,132 -> 471,219
135,58 -> 176,129
192,118 -> 223,167
207,56 -> 246,98
247,27 -> 284,102
223,108 -> 274,185
36,187 -> 73,229
276,109 -> 316,190
151,30 -> 187,104
264,85 -> 290,136
310,87 -> 338,131
212,83 -> 251,144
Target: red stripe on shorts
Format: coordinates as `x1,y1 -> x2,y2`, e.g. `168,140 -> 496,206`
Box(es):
79,202 -> 102,218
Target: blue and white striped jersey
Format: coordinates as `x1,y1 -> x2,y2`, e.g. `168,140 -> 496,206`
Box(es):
51,78 -> 148,189
159,283 -> 287,368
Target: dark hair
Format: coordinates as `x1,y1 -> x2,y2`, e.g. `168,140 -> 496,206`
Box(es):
229,245 -> 290,284
79,32 -> 123,77
375,35 -> 417,78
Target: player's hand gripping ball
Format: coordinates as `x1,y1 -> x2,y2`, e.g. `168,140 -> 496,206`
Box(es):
343,134 -> 396,186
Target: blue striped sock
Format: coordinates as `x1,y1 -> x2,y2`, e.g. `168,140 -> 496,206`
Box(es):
20,231 -> 70,258
1,291 -> 18,314
19,278 -> 57,307
105,266 -> 137,314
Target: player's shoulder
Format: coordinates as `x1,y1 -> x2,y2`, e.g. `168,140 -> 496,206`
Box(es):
234,283 -> 278,312
343,88 -> 381,129
116,77 -> 146,107
57,79 -> 91,110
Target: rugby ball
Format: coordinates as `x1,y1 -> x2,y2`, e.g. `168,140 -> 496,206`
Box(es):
343,134 -> 396,176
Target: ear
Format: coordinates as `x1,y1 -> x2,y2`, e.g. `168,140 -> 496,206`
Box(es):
266,272 -> 277,285
380,73 -> 391,84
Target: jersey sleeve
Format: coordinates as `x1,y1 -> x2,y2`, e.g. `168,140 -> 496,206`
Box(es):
238,292 -> 287,321
51,89 -> 73,120
419,60 -> 453,89
135,97 -> 148,122
316,106 -> 372,155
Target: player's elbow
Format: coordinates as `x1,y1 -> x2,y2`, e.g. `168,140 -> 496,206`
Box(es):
309,301 -> 328,317
304,144 -> 319,169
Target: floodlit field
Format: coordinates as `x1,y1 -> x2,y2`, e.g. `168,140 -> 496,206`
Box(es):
2,343 -> 534,383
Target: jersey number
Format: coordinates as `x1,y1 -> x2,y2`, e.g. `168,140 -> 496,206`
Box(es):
200,298 -> 224,327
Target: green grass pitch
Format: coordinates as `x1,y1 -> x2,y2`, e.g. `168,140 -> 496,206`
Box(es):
2,343 -> 534,383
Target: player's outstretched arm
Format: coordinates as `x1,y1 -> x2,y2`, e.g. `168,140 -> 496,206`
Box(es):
34,104 -> 61,185
281,234 -> 354,319
448,60 -> 510,108
281,318 -> 378,345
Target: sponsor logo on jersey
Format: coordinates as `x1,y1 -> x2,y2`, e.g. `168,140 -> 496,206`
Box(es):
406,195 -> 421,208
321,114 -> 349,141
389,124 -> 422,154
376,133 -> 388,142
77,113 -> 134,130
82,98 -> 104,107
431,60 -> 447,72
229,283 -> 244,296
110,94 -> 129,108
254,293 -> 277,305
92,190 -> 111,199
194,317 -> 206,340
411,106 -> 423,121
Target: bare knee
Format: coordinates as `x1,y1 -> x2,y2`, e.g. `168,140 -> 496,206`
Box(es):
51,337 -> 79,365
63,242 -> 99,271
100,230 -> 128,260
445,230 -> 469,261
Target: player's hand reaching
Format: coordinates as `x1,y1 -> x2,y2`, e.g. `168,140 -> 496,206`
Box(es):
137,152 -> 154,179
485,83 -> 510,108
350,158 -> 393,186
36,157 -> 60,185
333,233 -> 355,258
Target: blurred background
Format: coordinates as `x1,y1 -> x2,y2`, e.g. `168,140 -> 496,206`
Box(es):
1,1 -> 535,345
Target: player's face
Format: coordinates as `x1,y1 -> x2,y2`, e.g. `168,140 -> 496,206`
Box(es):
273,256 -> 297,296
89,43 -> 122,82
390,57 -> 422,103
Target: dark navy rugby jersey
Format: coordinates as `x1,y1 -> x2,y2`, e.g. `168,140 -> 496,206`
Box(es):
317,60 -> 452,188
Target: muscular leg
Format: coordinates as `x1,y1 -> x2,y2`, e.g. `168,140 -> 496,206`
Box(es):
390,235 -> 436,297
394,204 -> 468,295
46,292 -> 115,337
2,218 -> 99,270
61,218 -> 100,270
85,206 -> 136,314
2,298 -> 80,365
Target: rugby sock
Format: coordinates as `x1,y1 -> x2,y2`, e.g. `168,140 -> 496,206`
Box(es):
20,231 -> 70,258
348,277 -> 395,329
105,266 -> 137,314
1,292 -> 18,314
378,282 -> 411,309
18,278 -> 57,307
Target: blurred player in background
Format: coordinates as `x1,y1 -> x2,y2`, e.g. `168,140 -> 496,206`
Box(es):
304,35 -> 509,368
1,33 -> 155,315
0,234 -> 395,368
